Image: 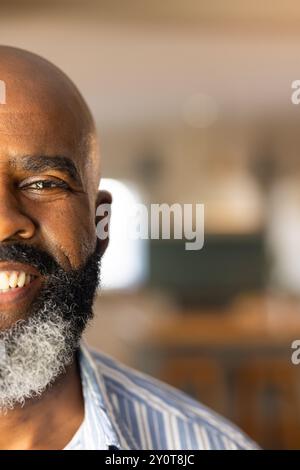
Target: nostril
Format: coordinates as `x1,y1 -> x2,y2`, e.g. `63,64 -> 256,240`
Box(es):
0,215 -> 36,243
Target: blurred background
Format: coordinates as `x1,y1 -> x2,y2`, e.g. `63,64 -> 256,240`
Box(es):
2,0 -> 300,449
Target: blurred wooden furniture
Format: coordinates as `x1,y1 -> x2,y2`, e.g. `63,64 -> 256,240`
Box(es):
137,294 -> 300,449
235,358 -> 300,449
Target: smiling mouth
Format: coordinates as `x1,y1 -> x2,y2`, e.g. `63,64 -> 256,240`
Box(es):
0,271 -> 36,292
0,263 -> 42,309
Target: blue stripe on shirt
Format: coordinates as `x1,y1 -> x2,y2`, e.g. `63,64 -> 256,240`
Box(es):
64,344 -> 259,450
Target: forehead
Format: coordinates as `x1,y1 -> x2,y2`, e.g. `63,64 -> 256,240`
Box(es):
0,75 -> 87,167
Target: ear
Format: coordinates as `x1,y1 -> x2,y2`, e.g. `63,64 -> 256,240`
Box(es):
95,190 -> 112,257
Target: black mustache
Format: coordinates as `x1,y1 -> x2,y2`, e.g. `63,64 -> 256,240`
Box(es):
0,243 -> 59,275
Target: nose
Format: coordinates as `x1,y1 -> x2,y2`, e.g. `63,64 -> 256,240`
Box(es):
0,185 -> 36,242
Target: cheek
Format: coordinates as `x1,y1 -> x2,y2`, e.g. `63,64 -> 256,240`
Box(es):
31,199 -> 97,269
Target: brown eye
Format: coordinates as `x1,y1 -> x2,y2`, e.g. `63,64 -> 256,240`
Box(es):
21,179 -> 70,190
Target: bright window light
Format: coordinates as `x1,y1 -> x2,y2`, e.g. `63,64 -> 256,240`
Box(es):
99,178 -> 147,290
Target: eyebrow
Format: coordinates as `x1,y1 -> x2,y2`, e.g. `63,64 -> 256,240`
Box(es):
15,155 -> 82,185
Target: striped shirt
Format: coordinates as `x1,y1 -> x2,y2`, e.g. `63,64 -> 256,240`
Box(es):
65,344 -> 258,450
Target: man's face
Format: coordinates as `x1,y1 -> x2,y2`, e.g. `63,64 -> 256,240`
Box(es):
0,49 -> 108,410
0,76 -> 99,329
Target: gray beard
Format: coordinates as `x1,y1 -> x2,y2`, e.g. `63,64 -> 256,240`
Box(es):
0,244 -> 100,412
0,302 -> 82,412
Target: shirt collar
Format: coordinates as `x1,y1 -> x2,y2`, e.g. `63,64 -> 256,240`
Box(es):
76,343 -> 139,450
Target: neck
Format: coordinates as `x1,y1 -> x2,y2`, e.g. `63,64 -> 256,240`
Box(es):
0,352 -> 84,450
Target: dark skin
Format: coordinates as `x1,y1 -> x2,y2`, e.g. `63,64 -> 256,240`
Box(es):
0,46 -> 111,449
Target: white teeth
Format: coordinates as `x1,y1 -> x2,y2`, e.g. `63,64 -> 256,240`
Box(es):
17,272 -> 26,288
0,273 -> 9,290
9,271 -> 18,288
0,271 -> 35,292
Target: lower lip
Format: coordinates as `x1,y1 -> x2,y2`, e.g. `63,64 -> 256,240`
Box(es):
0,277 -> 41,305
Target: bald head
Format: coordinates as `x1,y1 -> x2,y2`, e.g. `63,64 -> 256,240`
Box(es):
0,46 -> 100,193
